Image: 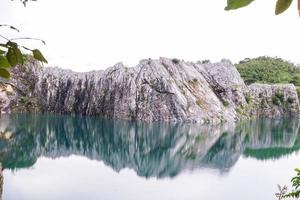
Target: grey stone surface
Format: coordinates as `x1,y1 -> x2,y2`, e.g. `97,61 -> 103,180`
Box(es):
249,83 -> 300,117
0,58 -> 299,123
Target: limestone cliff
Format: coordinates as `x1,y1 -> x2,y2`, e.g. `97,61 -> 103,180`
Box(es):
249,84 -> 300,117
0,57 -> 299,123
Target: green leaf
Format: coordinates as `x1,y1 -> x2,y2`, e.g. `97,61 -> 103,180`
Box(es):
6,41 -> 18,48
0,55 -> 11,68
0,49 -> 5,55
6,47 -> 24,66
0,68 -> 10,79
0,44 -> 8,48
32,49 -> 48,63
275,0 -> 293,15
225,0 -> 255,10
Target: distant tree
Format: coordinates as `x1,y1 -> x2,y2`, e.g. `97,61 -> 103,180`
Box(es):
225,0 -> 298,15
236,57 -> 300,85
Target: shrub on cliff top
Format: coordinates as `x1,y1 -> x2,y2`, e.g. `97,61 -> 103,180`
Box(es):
236,57 -> 300,86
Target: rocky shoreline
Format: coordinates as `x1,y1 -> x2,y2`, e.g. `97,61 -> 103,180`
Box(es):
0,57 -> 299,124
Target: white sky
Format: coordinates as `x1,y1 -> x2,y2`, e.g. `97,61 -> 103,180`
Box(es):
0,0 -> 300,72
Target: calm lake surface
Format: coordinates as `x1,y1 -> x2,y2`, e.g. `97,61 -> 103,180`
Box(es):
0,114 -> 299,200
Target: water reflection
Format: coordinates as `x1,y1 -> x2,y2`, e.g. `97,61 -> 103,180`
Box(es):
0,115 -> 299,178
0,164 -> 2,200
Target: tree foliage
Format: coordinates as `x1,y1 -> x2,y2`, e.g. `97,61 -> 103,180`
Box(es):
236,57 -> 300,85
225,0 -> 296,15
0,25 -> 47,79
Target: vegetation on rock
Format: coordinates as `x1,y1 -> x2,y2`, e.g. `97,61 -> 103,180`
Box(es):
236,57 -> 300,85
272,92 -> 285,106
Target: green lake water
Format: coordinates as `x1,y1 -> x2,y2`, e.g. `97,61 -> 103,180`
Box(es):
0,114 -> 299,200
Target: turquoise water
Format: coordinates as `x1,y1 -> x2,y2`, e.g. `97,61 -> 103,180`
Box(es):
0,114 -> 299,200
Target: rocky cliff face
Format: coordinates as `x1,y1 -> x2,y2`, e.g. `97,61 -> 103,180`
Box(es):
249,84 -> 300,117
0,57 -> 299,123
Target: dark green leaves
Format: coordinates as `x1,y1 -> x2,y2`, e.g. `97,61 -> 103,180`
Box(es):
6,46 -> 23,66
0,40 -> 47,79
6,41 -> 18,48
225,0 -> 294,15
0,24 -> 47,79
0,55 -> 11,68
32,49 -> 48,63
5,41 -> 24,66
282,168 -> 300,199
0,43 -> 12,79
0,68 -> 10,79
275,0 -> 293,15
225,0 -> 255,10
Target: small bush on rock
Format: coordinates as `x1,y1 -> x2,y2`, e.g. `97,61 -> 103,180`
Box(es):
245,93 -> 252,104
272,92 -> 284,106
223,100 -> 229,107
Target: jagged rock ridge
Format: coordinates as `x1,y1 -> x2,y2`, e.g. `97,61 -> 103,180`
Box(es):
0,57 -> 299,123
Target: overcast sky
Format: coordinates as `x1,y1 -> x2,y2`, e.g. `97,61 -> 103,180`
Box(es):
0,0 -> 300,71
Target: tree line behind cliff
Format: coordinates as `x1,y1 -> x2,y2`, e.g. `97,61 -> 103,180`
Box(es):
236,56 -> 300,97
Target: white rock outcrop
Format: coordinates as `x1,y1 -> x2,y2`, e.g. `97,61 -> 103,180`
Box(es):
0,57 -> 299,123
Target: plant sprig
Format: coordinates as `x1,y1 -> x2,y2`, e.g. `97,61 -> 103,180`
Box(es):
0,25 -> 47,79
225,0 -> 297,15
276,168 -> 300,200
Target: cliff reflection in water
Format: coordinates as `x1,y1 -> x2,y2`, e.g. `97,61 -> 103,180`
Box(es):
0,114 -> 299,178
